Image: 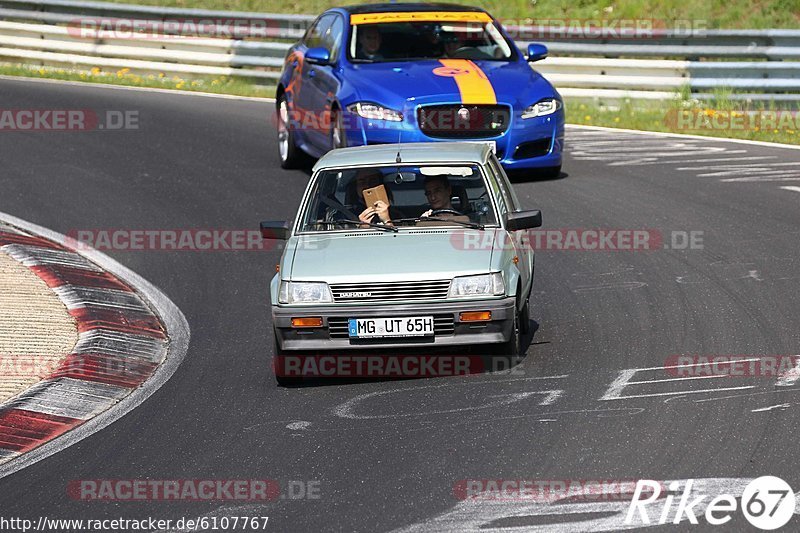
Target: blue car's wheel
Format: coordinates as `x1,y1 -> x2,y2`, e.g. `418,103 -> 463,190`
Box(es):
278,95 -> 303,169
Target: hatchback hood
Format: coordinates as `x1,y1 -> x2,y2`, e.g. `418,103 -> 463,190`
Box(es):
287,230 -> 496,284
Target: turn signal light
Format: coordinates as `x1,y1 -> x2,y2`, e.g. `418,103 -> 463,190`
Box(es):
460,311 -> 492,322
291,317 -> 323,328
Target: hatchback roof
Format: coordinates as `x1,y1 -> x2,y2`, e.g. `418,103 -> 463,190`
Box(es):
313,142 -> 493,171
342,3 -> 487,14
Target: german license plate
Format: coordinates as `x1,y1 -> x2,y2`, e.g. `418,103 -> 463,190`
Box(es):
348,316 -> 434,338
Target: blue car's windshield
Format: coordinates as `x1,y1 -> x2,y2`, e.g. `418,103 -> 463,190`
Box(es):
299,164 -> 499,232
348,21 -> 515,63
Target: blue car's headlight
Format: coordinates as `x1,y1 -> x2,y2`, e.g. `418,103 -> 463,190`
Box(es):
279,281 -> 333,304
347,102 -> 404,122
521,98 -> 562,119
449,273 -> 505,298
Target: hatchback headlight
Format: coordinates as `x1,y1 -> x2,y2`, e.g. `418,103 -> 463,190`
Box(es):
279,281 -> 333,304
347,102 -> 403,122
449,273 -> 505,298
521,98 -> 562,119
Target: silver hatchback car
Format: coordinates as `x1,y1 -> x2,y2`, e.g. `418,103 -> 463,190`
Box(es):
262,142 -> 542,382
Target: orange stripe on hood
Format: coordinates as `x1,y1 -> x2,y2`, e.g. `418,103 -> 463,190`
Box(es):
436,59 -> 497,105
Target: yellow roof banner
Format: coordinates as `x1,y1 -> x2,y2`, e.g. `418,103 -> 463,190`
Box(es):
350,11 -> 493,25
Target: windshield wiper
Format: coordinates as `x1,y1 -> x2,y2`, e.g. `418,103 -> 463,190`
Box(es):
391,217 -> 485,230
328,219 -> 398,232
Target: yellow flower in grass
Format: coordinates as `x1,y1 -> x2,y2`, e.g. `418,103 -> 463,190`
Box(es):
116,68 -> 130,78
176,81 -> 185,89
148,74 -> 155,81
38,68 -> 46,76
90,67 -> 101,75
584,115 -> 591,121
158,72 -> 165,78
614,117 -> 621,123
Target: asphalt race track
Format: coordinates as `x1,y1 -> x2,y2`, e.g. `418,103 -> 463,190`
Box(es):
1,77 -> 800,532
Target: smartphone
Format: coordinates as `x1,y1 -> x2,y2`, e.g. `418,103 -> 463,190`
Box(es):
362,184 -> 390,207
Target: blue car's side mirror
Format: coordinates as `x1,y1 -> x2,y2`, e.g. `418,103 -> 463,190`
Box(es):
527,43 -> 548,62
305,47 -> 331,65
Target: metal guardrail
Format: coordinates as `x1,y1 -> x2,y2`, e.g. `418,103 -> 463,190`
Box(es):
0,0 -> 798,103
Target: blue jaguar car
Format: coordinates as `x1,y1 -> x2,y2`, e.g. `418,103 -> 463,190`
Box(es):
275,3 -> 565,176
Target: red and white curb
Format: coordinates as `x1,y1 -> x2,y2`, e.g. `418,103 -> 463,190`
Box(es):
0,212 -> 189,478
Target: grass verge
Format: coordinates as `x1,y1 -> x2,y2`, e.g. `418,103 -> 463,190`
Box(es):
0,63 -> 275,98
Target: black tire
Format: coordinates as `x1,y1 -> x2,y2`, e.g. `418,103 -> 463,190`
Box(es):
330,107 -> 346,150
277,95 -> 303,169
539,165 -> 562,179
519,297 -> 531,336
273,333 -> 302,386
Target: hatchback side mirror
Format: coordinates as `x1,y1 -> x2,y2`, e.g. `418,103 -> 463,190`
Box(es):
260,220 -> 291,240
505,210 -> 542,231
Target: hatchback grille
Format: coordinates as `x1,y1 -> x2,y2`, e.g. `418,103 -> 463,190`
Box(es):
418,105 -> 510,139
329,315 -> 455,339
329,280 -> 451,302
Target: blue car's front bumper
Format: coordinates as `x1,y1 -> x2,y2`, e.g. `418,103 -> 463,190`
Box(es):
341,107 -> 564,170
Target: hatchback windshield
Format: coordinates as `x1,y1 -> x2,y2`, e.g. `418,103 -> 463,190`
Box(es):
298,164 -> 498,232
349,20 -> 514,62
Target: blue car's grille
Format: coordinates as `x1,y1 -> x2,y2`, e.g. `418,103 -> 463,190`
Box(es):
329,280 -> 451,302
418,105 -> 510,139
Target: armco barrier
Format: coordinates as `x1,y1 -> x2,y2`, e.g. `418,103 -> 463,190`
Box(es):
0,0 -> 798,103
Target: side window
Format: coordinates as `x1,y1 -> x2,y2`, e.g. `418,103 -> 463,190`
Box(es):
323,16 -> 345,62
483,162 -> 508,219
304,15 -> 333,49
489,156 -> 520,211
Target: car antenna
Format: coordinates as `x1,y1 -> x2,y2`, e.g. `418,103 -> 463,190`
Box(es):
396,150 -> 402,164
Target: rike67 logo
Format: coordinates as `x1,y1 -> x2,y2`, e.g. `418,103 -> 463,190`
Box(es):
627,477 -> 796,530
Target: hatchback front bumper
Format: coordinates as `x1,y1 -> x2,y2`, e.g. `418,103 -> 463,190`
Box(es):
273,297 -> 516,351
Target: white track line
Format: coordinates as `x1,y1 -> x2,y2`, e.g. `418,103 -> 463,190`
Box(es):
0,211 -> 191,480
780,186 -> 800,194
